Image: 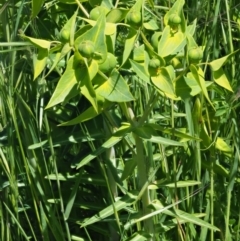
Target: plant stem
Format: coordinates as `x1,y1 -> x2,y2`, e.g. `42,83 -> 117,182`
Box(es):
75,0 -> 89,18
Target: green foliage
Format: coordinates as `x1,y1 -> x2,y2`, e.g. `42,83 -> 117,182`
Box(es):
188,47 -> 204,63
98,52 -> 117,73
126,10 -> 142,26
148,58 -> 161,76
59,28 -> 70,42
1,0 -> 240,241
78,40 -> 95,58
89,0 -> 103,7
89,6 -> 109,20
168,13 -> 182,25
150,31 -> 161,52
148,58 -> 161,69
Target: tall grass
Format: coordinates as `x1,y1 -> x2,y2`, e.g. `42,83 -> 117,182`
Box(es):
0,0 -> 240,240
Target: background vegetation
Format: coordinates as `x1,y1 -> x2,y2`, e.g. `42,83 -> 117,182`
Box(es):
0,0 -> 240,240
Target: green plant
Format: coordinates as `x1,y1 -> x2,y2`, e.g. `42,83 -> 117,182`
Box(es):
1,0 -> 240,241
188,47 -> 204,63
149,58 -> 161,68
168,13 -> 182,32
59,28 -> 70,42
150,32 -> 161,51
78,40 -> 95,58
89,6 -> 109,20
148,58 -> 161,76
89,0 -> 102,7
126,10 -> 142,26
171,57 -> 182,69
168,13 -> 181,25
98,52 -> 117,73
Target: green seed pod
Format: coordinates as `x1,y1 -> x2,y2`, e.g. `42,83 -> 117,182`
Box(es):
149,58 -> 161,69
126,10 -> 142,26
60,29 -> 70,42
99,52 -> 117,73
89,6 -> 109,20
78,40 -> 95,58
168,13 -> 181,25
148,58 -> 161,76
188,48 -> 203,63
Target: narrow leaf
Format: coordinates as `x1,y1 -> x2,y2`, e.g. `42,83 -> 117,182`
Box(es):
141,135 -> 184,146
160,180 -> 201,188
59,97 -> 111,125
76,125 -> 132,169
147,123 -> 200,141
190,65 -> 214,109
64,170 -> 83,219
122,28 -> 138,66
20,35 -> 51,49
33,48 -> 48,80
45,56 -> 78,109
133,126 -> 183,146
81,191 -> 138,227
176,209 -> 220,231
77,65 -> 97,112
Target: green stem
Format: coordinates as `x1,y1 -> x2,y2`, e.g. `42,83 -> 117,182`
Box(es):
138,90 -> 158,126
120,102 -> 155,239
75,0 -> 89,18
134,134 -> 155,239
44,115 -> 71,241
224,0 -> 235,79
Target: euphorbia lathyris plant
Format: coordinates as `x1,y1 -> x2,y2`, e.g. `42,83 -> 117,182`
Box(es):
20,0 -> 239,240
